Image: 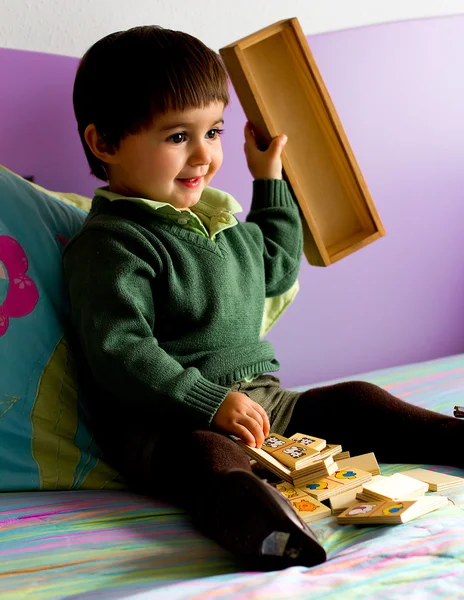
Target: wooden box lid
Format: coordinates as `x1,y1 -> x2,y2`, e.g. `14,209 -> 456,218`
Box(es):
220,18 -> 385,266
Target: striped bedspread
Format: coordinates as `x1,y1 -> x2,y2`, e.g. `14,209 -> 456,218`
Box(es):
2,354 -> 464,599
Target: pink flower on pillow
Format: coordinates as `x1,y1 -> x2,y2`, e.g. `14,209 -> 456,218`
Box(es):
0,236 -> 39,336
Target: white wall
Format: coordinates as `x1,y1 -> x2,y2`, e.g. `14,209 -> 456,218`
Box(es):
1,0 -> 464,57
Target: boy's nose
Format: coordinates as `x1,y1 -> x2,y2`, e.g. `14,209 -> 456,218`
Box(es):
189,142 -> 211,166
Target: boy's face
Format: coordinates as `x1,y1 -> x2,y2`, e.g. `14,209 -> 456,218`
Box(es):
107,102 -> 225,209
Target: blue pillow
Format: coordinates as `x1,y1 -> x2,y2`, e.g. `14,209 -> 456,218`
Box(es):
0,168 -> 122,491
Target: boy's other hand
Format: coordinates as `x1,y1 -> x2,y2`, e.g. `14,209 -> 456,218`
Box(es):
244,122 -> 287,181
212,391 -> 270,448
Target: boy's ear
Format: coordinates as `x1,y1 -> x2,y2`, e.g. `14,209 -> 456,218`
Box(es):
84,124 -> 119,164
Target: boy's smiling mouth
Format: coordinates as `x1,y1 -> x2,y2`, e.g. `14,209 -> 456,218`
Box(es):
177,177 -> 203,189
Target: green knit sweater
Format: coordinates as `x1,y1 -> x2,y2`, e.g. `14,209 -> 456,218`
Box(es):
63,179 -> 303,429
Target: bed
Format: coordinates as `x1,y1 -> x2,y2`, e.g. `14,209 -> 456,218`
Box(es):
2,18 -> 464,596
2,351 -> 464,599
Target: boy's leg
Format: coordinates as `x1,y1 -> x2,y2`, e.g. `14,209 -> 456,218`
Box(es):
158,431 -> 326,570
98,420 -> 326,571
284,381 -> 464,467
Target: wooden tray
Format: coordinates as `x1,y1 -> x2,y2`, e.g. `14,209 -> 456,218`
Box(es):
220,18 -> 385,266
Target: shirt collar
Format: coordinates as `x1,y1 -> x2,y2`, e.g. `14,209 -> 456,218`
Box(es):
94,186 -> 243,217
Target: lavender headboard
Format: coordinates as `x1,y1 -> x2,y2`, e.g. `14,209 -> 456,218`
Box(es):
2,16 -> 464,388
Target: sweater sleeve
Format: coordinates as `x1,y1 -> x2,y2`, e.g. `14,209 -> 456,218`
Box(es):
63,227 -> 229,428
245,179 -> 303,297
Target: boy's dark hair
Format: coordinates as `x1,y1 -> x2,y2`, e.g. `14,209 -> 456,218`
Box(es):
73,26 -> 230,181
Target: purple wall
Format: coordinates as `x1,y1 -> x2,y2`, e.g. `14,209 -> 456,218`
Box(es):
2,16 -> 464,388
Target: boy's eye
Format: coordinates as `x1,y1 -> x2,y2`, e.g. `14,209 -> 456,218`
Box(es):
168,132 -> 187,144
206,128 -> 224,140
167,129 -> 224,143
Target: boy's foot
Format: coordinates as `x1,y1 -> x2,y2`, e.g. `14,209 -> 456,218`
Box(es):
197,468 -> 327,571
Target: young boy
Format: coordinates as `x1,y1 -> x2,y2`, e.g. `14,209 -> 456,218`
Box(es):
64,25 -> 464,571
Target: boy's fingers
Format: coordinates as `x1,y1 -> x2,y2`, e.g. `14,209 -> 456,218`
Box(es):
233,423 -> 256,447
248,408 -> 268,447
269,134 -> 287,157
244,122 -> 255,141
248,419 -> 265,448
239,415 -> 264,448
247,406 -> 264,431
257,405 -> 270,436
251,402 -> 269,435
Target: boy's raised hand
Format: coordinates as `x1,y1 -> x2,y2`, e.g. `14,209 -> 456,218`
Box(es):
244,122 -> 287,181
212,391 -> 270,448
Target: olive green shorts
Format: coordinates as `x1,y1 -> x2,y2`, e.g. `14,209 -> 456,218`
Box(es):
229,374 -> 301,435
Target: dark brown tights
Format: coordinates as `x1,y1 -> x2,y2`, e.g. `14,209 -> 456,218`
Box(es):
109,380 -> 463,503
285,381 -> 464,467
94,380 -> 463,564
109,425 -> 253,504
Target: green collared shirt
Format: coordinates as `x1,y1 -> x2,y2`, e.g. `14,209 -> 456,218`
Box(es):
94,185 -> 299,338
